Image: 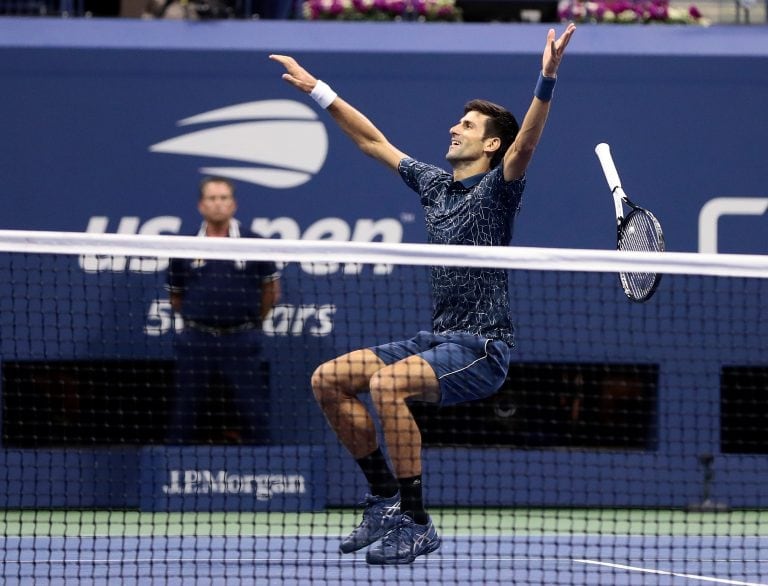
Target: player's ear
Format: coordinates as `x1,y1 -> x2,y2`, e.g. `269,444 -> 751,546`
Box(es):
485,136 -> 501,154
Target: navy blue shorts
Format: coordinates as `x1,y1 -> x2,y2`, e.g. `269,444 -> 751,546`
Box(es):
370,331 -> 512,406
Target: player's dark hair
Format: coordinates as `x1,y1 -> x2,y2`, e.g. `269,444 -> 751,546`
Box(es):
199,176 -> 236,200
464,99 -> 520,169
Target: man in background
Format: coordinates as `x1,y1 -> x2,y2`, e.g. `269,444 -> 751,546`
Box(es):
166,176 -> 280,444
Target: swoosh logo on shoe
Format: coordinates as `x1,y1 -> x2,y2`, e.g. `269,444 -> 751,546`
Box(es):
413,525 -> 436,551
382,502 -> 400,520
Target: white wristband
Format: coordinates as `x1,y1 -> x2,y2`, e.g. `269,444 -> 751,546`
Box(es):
310,80 -> 338,109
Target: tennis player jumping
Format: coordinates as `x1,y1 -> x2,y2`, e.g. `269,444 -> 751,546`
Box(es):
270,23 -> 576,565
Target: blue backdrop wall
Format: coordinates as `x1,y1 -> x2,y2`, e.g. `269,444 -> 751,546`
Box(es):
0,18 -> 766,510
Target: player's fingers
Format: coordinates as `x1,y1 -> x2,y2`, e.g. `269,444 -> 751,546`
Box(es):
282,74 -> 305,88
281,74 -> 315,93
270,54 -> 307,79
544,28 -> 555,60
554,33 -> 571,56
559,28 -> 574,50
270,53 -> 298,65
560,24 -> 576,48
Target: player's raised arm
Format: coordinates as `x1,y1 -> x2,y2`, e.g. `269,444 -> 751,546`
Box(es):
269,54 -> 407,173
503,23 -> 576,182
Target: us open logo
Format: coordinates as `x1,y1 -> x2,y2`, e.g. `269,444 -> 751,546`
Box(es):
149,100 -> 328,188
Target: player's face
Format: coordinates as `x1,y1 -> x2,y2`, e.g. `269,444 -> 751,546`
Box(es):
446,110 -> 491,165
198,182 -> 237,225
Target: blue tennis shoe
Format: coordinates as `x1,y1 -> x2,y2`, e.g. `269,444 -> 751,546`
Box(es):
365,514 -> 441,565
339,493 -> 400,554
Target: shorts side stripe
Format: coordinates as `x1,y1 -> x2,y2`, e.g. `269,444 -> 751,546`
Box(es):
436,339 -> 491,381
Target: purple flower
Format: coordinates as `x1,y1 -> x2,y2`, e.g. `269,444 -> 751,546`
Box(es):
647,3 -> 668,18
559,0 -> 704,23
387,0 -> 408,14
327,0 -> 343,14
593,3 -> 607,18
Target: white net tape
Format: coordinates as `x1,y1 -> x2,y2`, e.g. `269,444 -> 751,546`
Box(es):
0,229 -> 766,278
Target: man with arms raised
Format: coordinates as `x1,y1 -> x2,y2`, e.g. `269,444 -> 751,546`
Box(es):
270,23 -> 575,565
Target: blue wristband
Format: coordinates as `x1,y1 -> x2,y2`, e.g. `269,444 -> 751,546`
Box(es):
534,71 -> 557,102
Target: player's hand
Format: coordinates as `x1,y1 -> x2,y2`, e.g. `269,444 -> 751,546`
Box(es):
542,23 -> 576,78
269,54 -> 319,94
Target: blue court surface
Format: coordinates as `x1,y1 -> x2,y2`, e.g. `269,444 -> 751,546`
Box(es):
1,534 -> 767,585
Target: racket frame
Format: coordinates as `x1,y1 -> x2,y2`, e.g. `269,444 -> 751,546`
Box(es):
594,142 -> 664,302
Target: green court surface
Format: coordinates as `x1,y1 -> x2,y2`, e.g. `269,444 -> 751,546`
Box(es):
3,508 -> 767,537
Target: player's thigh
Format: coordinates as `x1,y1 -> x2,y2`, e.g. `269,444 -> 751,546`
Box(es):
369,355 -> 441,405
311,348 -> 386,396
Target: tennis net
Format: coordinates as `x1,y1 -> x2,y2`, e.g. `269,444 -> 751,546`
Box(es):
0,229 -> 767,585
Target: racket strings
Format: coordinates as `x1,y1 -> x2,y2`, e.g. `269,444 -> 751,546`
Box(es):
619,212 -> 662,253
619,210 -> 664,301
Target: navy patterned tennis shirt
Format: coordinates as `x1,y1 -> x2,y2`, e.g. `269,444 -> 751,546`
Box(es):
399,157 -> 526,347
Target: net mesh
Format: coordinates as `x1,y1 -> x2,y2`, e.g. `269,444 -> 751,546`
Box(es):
0,230 -> 767,585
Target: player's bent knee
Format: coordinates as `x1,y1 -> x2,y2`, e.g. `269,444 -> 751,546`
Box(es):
310,363 -> 334,401
310,361 -> 357,404
369,367 -> 415,395
368,372 -> 403,409
369,364 -> 440,409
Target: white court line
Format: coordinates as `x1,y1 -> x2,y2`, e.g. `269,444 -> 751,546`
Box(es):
575,559 -> 768,586
1,556 -> 549,565
5,556 -> 768,566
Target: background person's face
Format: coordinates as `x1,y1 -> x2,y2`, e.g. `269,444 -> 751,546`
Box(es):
198,181 -> 237,225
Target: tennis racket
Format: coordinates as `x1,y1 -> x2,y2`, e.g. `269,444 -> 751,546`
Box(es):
594,142 -> 664,303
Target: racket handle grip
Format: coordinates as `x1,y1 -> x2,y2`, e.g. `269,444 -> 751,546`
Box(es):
595,143 -> 622,192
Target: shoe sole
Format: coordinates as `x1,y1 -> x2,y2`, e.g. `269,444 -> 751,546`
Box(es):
339,540 -> 373,554
339,524 -> 397,554
365,537 -> 441,565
